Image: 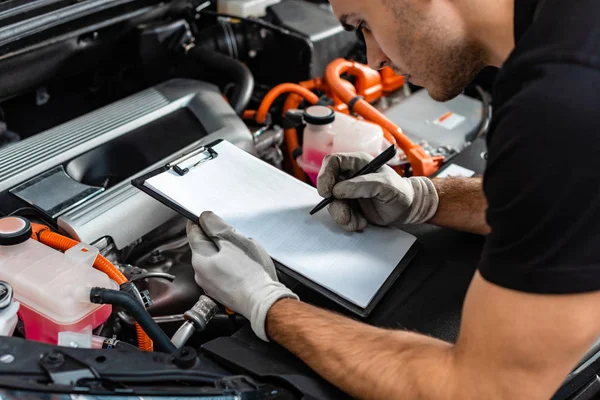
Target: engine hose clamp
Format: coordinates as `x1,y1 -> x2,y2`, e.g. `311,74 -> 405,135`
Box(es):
103,336 -> 118,350
292,147 -> 303,161
348,95 -> 364,113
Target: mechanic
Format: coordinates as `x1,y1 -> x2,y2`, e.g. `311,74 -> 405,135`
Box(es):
187,0 -> 600,398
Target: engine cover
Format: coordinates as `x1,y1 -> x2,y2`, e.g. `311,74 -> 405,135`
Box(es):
0,79 -> 254,249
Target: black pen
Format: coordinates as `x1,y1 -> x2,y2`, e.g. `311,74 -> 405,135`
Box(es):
309,144 -> 397,215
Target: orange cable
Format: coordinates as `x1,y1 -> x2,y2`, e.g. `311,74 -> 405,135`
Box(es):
242,110 -> 256,120
325,59 -> 441,176
255,83 -> 320,124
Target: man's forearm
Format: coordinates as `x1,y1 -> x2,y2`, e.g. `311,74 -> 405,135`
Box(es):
428,177 -> 490,235
267,299 -> 457,400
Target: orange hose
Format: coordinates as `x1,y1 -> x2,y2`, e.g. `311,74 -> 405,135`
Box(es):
300,78 -> 324,90
30,223 -> 154,352
135,325 -> 154,351
325,59 -> 441,176
381,128 -> 398,148
255,83 -> 320,124
242,110 -> 256,120
380,67 -> 406,93
331,79 -> 355,114
281,80 -> 324,180
284,129 -> 305,180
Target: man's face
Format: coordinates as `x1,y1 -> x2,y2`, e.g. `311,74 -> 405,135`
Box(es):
330,0 -> 487,101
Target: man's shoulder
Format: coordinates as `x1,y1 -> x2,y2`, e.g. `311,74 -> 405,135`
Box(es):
488,61 -> 600,154
491,0 -> 600,118
505,0 -> 600,74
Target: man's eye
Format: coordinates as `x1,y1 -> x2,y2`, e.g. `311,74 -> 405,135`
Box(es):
358,21 -> 370,33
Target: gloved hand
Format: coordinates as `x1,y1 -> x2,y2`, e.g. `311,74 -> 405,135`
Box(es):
187,211 -> 299,341
316,152 -> 439,232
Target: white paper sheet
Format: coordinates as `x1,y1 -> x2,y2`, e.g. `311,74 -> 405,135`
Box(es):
145,141 -> 417,308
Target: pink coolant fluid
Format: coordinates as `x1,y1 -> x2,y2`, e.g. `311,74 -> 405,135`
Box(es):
300,149 -> 330,184
18,303 -> 112,344
299,106 -> 337,184
297,106 -> 385,185
303,148 -> 330,166
0,216 -> 118,345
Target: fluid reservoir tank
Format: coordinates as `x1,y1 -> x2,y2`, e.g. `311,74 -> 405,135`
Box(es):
0,216 -> 117,344
297,105 -> 385,184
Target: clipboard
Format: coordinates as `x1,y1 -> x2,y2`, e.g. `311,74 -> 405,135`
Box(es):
133,140 -> 223,222
132,139 -> 420,318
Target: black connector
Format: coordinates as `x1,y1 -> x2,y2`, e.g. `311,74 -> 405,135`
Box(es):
90,288 -> 177,353
292,147 -> 303,161
316,95 -> 335,107
102,337 -> 140,352
284,109 -> 305,129
347,95 -> 364,113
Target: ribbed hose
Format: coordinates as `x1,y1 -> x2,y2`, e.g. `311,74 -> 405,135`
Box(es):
30,223 -> 154,352
135,322 -> 154,351
186,46 -> 255,116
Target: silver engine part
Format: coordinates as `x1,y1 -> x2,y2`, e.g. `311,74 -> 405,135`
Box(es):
0,79 -> 254,249
171,295 -> 219,348
383,89 -> 485,154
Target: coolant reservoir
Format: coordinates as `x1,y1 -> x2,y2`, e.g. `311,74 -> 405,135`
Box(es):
0,216 -> 118,344
297,105 -> 385,184
331,112 -> 384,156
301,105 -> 337,172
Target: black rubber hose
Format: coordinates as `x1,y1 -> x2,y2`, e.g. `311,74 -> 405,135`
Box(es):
90,288 -> 177,353
186,46 -> 254,116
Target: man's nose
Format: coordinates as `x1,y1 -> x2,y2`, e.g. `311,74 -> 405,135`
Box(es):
365,34 -> 390,70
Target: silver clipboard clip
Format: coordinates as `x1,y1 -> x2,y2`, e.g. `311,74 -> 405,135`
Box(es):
165,145 -> 219,176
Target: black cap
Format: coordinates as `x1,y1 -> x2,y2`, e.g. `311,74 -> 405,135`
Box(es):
0,216 -> 32,246
303,106 -> 335,125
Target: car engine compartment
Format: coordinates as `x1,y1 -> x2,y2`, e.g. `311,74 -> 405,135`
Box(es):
0,0 -> 499,397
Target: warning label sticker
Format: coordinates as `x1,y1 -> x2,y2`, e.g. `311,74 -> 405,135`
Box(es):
437,163 -> 476,178
433,112 -> 466,130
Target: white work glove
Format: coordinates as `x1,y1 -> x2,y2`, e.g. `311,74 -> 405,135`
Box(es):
316,152 -> 439,232
187,211 -> 299,341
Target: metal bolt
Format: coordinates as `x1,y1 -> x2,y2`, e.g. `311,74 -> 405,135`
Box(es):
43,351 -> 64,367
149,250 -> 165,264
36,87 -> 50,106
0,354 -> 14,364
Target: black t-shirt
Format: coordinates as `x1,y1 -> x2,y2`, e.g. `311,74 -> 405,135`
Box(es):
478,0 -> 600,294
